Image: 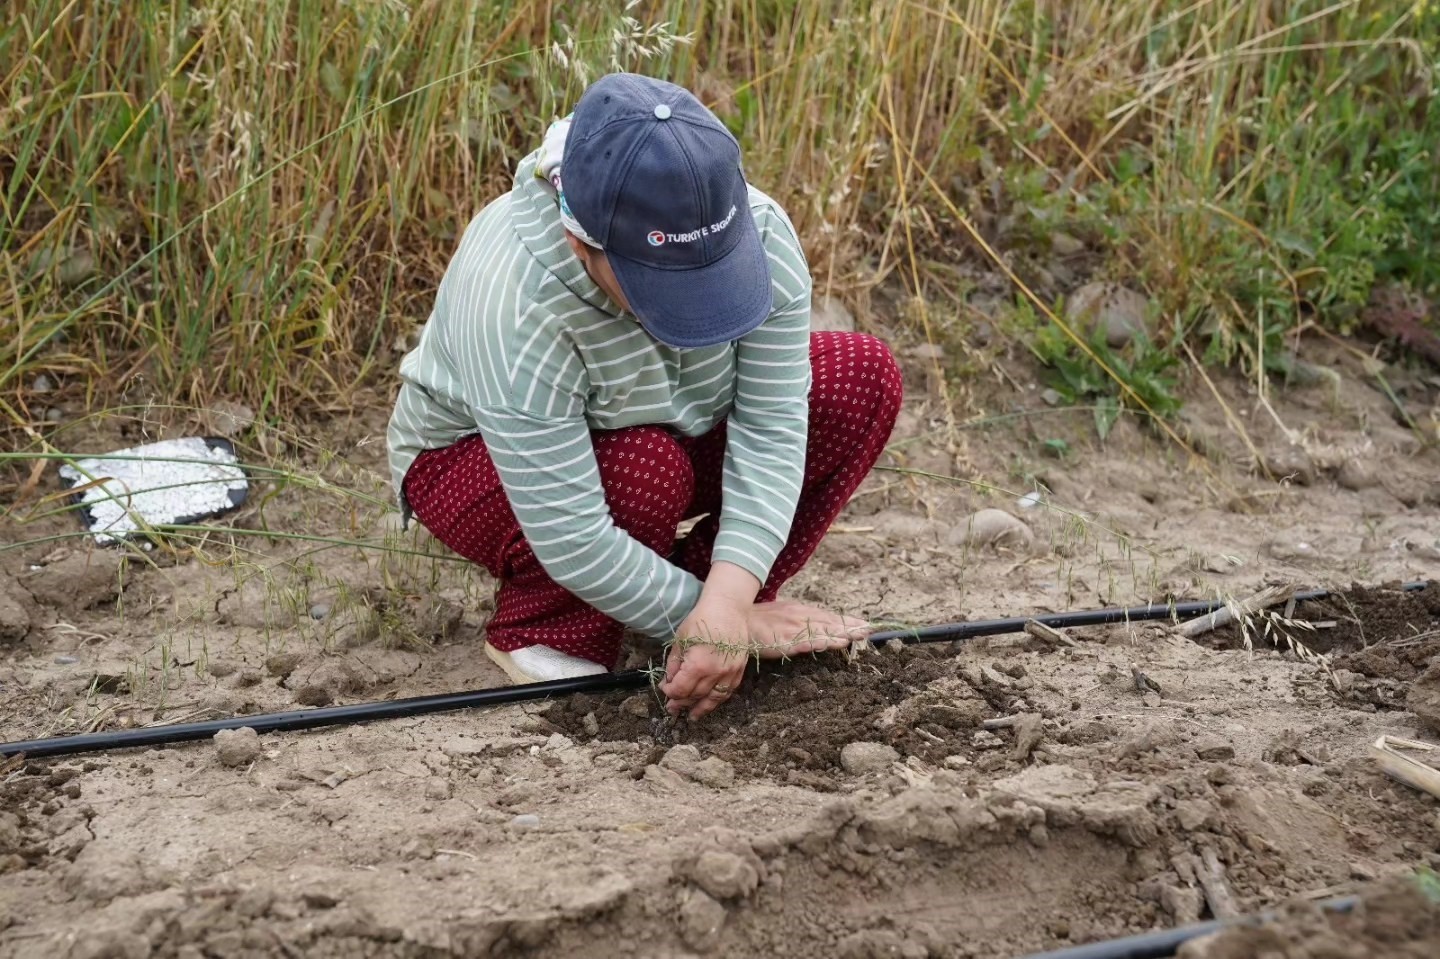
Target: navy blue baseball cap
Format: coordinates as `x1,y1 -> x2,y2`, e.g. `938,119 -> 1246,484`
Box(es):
562,74 -> 773,349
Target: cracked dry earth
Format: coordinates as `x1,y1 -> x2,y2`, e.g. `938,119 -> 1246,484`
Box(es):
4,336 -> 1440,958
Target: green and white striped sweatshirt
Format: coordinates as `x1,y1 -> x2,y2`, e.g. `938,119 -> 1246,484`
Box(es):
387,148 -> 812,639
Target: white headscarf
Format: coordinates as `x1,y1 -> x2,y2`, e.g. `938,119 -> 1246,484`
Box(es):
535,115 -> 603,249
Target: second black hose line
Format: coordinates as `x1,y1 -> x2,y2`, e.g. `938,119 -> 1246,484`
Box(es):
2,581 -> 1425,760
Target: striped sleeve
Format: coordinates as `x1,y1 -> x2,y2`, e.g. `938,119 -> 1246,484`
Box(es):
710,206 -> 812,582
474,406 -> 704,638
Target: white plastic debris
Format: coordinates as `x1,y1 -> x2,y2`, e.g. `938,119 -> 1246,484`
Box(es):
1017,490 -> 1043,510
58,437 -> 248,545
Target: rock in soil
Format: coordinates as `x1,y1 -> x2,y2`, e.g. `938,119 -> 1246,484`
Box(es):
22,551 -> 124,610
946,508 -> 1033,551
1407,663 -> 1440,735
214,727 -> 261,767
1192,735 -> 1236,762
1066,282 -> 1153,348
687,850 -> 758,901
0,578 -> 35,645
840,741 -> 900,776
1336,458 -> 1380,491
1262,445 -> 1316,485
678,888 -> 726,950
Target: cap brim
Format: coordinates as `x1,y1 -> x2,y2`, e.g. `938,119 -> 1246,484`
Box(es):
607,224 -> 773,349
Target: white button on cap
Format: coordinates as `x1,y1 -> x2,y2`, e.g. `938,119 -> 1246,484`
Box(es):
653,104 -> 672,120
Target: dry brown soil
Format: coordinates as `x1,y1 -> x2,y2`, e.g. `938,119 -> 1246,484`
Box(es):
4,331 -> 1440,958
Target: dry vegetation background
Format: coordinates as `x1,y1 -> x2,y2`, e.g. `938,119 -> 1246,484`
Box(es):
1,0 -> 1438,514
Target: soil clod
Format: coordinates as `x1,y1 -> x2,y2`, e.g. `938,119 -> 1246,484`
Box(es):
213,727 -> 260,767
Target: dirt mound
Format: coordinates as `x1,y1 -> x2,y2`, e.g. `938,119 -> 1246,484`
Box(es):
1180,874 -> 1440,958
543,644 -> 1035,786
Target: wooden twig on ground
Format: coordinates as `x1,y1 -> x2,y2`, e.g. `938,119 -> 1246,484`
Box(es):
1371,736 -> 1440,800
1179,584 -> 1295,639
1196,846 -> 1241,919
1130,663 -> 1162,695
1024,619 -> 1081,648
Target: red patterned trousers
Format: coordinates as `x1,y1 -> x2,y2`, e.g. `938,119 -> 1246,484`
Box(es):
402,331 -> 903,668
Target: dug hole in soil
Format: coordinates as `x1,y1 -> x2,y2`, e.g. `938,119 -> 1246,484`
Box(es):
4,326 -> 1440,957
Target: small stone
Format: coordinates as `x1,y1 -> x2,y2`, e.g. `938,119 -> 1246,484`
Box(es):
56,248 -> 98,287
1051,232 -> 1086,257
1010,713 -> 1045,761
692,757 -> 735,789
293,686 -> 333,707
402,839 -> 436,861
228,668 -> 262,689
265,653 -> 303,678
1066,282 -> 1152,348
309,604 -> 330,620
1406,663 -> 1440,735
206,661 -> 237,678
301,890 -> 339,910
32,374 -> 54,393
0,578 -> 34,646
620,694 -> 652,719
214,727 -> 261,767
1336,459 -> 1378,491
1263,445 -> 1315,486
943,755 -> 971,769
44,407 -> 64,423
660,744 -> 702,778
582,712 -> 600,737
689,850 -> 759,900
1193,735 -> 1235,762
1350,862 -> 1380,881
1142,692 -> 1162,708
424,778 -> 452,801
972,730 -> 1004,750
1040,388 -> 1063,406
210,400 -> 255,438
678,888 -> 727,950
1331,669 -> 1362,694
441,738 -> 487,758
946,508 -> 1033,551
1161,884 -> 1203,925
840,741 -> 900,775
53,655 -> 79,665
643,764 -> 688,791
1174,798 -> 1216,832
510,813 -> 540,828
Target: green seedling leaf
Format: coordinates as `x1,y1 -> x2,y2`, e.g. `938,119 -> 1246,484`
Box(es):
1094,396 -> 1120,440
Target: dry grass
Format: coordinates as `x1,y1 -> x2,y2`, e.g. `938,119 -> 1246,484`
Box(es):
0,0 -> 1435,449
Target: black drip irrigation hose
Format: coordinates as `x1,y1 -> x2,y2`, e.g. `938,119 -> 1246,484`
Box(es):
1012,895 -> 1357,959
1,581 -> 1427,760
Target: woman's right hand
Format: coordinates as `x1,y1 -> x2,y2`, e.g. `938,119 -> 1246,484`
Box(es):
746,600 -> 871,658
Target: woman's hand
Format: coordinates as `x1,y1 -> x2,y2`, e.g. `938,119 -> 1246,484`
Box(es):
661,591 -> 753,719
660,562 -> 759,719
746,599 -> 871,658
658,563 -> 872,719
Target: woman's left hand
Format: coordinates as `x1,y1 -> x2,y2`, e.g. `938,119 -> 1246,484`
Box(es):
659,594 -> 751,719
